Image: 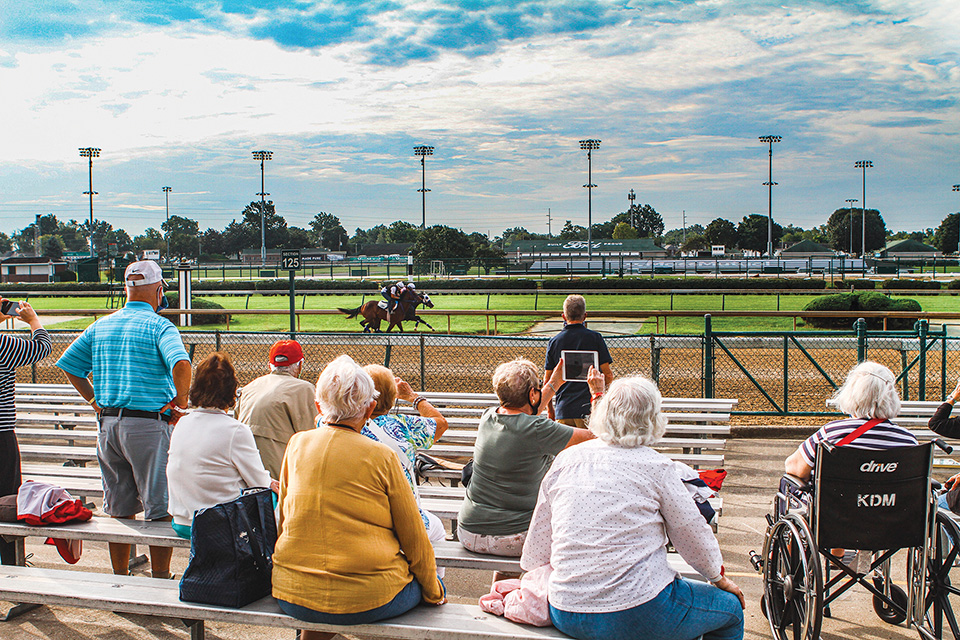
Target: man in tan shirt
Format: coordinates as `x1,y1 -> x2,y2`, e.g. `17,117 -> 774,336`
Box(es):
236,340 -> 318,478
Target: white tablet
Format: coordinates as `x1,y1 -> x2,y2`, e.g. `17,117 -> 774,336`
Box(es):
561,350 -> 599,382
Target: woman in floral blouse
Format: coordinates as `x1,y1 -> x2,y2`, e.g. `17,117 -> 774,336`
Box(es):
363,365 -> 449,569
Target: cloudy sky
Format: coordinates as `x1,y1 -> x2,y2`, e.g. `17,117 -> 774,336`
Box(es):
0,0 -> 958,240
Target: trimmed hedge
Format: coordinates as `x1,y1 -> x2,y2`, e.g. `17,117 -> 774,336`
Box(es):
830,279 -> 876,290
539,277 -> 827,291
882,279 -> 941,290
164,293 -> 229,325
801,292 -> 921,329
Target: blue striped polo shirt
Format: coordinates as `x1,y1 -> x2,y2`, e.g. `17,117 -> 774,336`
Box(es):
799,416 -> 918,469
57,301 -> 189,412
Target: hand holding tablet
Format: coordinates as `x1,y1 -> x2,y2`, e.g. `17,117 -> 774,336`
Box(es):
561,350 -> 599,382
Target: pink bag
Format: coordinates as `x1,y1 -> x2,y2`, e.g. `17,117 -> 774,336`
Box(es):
479,565 -> 553,627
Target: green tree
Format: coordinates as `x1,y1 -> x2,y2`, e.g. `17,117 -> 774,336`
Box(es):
134,228 -> 165,254
58,220 -> 88,251
0,232 -> 12,253
703,218 -> 737,248
309,212 -> 348,250
40,234 -> 65,260
736,215 -> 783,253
198,228 -> 225,258
162,215 -> 200,259
932,213 -> 960,254
612,222 -> 638,239
386,220 -> 420,244
239,200 -> 288,250
682,235 -> 708,252
285,226 -> 312,250
412,226 -> 474,271
825,208 -> 887,253
558,220 -> 587,241
634,204 -> 664,238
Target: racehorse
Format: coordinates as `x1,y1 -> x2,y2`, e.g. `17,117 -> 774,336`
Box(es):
338,289 -> 434,333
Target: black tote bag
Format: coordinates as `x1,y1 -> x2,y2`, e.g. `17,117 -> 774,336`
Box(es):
179,487 -> 277,608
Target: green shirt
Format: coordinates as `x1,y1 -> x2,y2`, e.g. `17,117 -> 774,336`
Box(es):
458,408 -> 575,536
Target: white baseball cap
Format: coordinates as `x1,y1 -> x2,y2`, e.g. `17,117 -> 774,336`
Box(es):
124,261 -> 166,287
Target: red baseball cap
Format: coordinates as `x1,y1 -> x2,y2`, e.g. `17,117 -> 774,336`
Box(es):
269,340 -> 303,366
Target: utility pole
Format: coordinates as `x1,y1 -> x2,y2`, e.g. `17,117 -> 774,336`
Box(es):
34,214 -> 41,256
758,135 -> 781,257
163,186 -> 172,261
844,198 -> 858,255
547,208 -> 552,236
628,189 -> 636,229
682,210 -> 687,246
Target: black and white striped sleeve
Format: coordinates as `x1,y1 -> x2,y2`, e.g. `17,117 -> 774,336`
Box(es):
0,328 -> 52,369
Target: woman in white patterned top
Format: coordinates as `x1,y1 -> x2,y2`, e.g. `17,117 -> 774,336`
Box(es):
521,375 -> 744,640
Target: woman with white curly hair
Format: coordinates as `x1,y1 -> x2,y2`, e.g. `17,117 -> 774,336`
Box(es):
521,375 -> 745,640
785,360 -> 917,481
271,355 -> 445,639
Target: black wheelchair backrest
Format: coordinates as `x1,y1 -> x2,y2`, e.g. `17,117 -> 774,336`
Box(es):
813,442 -> 932,551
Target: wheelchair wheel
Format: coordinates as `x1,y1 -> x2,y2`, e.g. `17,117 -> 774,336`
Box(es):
921,511 -> 960,640
762,513 -> 823,640
872,579 -> 908,625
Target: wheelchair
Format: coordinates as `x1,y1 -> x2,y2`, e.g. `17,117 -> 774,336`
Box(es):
750,440 -> 960,640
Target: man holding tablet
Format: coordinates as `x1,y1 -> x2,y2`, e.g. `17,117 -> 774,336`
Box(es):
544,294 -> 614,427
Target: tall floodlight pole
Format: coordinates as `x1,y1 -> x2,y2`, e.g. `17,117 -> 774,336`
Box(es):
855,160 -> 873,257
79,147 -> 100,256
758,136 -> 781,256
579,139 -> 601,259
954,184 -> 960,255
413,145 -> 434,229
162,186 -> 172,260
252,150 -> 273,264
844,199 -> 858,255
628,189 -> 636,229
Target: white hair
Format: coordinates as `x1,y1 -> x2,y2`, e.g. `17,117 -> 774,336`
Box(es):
832,360 -> 901,420
491,358 -> 540,409
315,355 -> 378,422
270,362 -> 301,376
587,376 -> 667,448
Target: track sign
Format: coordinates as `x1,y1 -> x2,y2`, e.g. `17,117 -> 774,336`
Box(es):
281,249 -> 302,271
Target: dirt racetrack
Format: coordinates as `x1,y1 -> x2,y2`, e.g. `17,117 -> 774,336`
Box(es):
21,331 -> 959,416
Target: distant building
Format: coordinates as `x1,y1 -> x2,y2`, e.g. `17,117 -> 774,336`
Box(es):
239,248 -> 346,264
879,239 -> 942,259
1,256 -> 68,283
506,238 -> 667,259
356,243 -> 414,257
778,240 -> 836,258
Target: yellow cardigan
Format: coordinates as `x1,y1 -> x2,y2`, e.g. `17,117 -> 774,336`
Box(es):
272,425 -> 444,613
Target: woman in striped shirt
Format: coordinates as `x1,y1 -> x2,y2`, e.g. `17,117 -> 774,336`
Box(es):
785,360 -> 918,482
0,300 -> 51,565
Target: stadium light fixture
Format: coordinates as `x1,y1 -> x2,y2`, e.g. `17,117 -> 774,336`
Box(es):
855,160 -> 873,259
252,150 -> 273,264
413,145 -> 434,229
579,139 -> 601,259
79,147 -> 101,257
759,136 -> 781,257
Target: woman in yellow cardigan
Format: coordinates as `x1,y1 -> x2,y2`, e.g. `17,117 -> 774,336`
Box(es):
272,355 -> 445,639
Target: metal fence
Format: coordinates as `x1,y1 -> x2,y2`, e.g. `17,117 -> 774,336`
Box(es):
20,319 -> 958,416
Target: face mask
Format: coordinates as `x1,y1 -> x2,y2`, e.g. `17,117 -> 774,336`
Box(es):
157,288 -> 168,313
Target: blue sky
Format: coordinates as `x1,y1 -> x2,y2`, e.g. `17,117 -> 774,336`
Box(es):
0,0 -> 958,239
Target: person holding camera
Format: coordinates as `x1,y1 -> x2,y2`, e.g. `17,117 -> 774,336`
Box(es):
0,300 -> 51,566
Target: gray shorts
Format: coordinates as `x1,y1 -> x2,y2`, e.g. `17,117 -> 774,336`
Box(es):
97,415 -> 172,520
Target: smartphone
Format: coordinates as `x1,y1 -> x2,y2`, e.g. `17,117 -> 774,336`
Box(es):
0,300 -> 20,317
561,350 -> 599,382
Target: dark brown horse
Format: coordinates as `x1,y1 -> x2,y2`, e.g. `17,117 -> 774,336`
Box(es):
338,289 -> 433,333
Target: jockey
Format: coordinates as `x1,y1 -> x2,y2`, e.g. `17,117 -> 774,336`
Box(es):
381,281 -> 406,321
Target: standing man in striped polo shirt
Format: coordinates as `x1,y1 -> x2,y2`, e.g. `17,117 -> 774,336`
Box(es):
0,301 -> 51,566
57,261 -> 191,578
785,360 -> 917,482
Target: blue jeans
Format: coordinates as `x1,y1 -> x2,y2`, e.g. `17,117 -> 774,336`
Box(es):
277,579 -> 422,625
550,578 -> 743,640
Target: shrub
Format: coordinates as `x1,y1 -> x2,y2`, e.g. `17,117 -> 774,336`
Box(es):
882,279 -> 941,290
164,293 -> 229,325
831,279 -> 876,290
802,292 -> 920,330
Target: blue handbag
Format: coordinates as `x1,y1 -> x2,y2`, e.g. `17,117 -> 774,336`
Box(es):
179,487 -> 277,608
